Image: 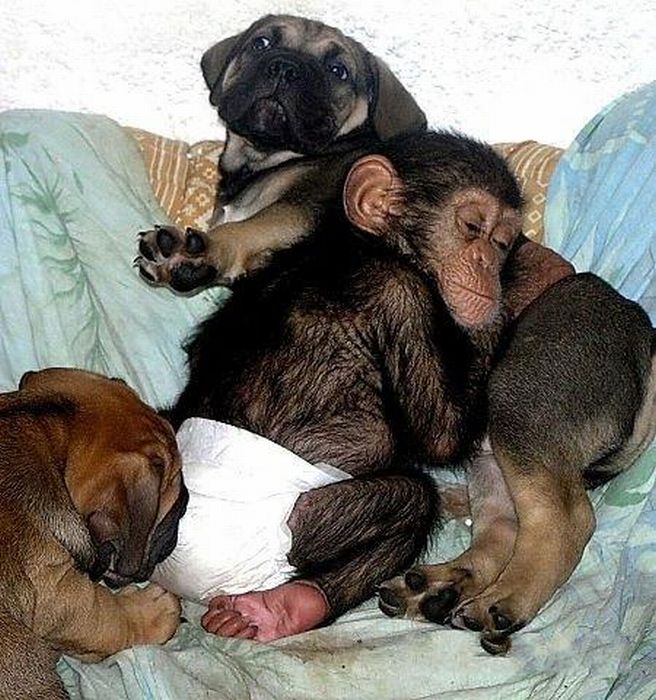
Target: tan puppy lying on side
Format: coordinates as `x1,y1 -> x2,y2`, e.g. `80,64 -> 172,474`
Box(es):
0,368 -> 185,700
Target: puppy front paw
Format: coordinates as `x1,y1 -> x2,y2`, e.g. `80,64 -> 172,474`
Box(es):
119,583 -> 181,645
136,225 -> 217,292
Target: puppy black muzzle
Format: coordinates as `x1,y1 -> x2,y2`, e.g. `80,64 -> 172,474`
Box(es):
218,49 -> 338,154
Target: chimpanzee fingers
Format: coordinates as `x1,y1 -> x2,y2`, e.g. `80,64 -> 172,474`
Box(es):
201,608 -> 232,633
216,614 -> 255,638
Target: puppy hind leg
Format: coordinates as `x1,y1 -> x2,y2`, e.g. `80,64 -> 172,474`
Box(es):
202,474 -> 438,641
452,444 -> 595,653
586,352 -> 656,485
379,442 -> 518,625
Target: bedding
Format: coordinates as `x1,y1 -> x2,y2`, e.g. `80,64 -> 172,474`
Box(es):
0,84 -> 654,697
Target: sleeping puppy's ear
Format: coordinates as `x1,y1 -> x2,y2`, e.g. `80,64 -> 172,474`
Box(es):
119,455 -> 162,580
368,55 -> 427,141
87,453 -> 163,584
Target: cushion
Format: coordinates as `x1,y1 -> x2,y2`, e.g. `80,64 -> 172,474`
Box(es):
0,110 -> 226,409
1,106 -> 653,699
126,129 -> 562,244
126,127 -> 221,232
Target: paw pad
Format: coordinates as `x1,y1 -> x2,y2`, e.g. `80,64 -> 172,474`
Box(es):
419,587 -> 458,624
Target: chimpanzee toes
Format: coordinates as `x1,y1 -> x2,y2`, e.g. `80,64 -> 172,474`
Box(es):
404,569 -> 427,592
377,584 -> 406,617
419,586 -> 459,624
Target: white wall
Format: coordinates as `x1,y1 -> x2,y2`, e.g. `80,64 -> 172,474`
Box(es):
1,0 -> 655,147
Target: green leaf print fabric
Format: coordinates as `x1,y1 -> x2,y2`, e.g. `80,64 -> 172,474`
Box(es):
0,109 -> 225,408
1,107 -> 655,698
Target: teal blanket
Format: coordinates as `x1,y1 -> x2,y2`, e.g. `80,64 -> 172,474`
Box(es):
0,95 -> 655,698
0,110 -> 225,408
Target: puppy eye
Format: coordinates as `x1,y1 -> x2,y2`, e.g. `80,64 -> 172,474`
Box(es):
329,63 -> 349,81
493,237 -> 509,252
252,36 -> 271,51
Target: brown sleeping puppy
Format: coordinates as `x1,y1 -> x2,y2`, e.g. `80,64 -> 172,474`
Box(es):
0,368 -> 186,700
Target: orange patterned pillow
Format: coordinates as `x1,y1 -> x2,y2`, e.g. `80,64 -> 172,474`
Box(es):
494,141 -> 564,244
127,127 -> 222,232
127,128 -> 561,243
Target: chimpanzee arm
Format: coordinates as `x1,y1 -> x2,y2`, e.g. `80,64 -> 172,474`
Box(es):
376,271 -> 493,465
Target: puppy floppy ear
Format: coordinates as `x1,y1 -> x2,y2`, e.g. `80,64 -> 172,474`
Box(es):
368,55 -> 427,141
202,14 -> 280,102
201,34 -> 243,104
118,456 -> 162,578
86,454 -> 162,581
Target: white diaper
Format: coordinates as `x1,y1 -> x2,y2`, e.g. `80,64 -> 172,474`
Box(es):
152,418 -> 350,603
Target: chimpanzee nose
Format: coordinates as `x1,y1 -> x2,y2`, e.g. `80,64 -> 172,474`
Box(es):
267,58 -> 300,83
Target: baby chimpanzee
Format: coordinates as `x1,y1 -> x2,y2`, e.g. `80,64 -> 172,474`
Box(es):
140,130 -> 576,645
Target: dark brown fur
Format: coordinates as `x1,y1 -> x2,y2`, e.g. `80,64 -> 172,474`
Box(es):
164,132 -> 529,617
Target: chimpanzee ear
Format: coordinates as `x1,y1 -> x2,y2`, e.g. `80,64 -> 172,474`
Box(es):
343,155 -> 403,235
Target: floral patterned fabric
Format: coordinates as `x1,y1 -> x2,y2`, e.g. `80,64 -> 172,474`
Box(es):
0,110 -> 226,408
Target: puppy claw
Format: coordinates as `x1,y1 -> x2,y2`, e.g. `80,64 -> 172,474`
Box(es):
480,632 -> 512,655
490,606 -> 514,631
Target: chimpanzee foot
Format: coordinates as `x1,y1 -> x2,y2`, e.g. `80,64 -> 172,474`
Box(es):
136,225 -> 217,292
201,580 -> 330,642
378,562 -> 488,626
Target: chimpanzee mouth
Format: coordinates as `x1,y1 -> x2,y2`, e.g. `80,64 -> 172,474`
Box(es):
454,284 -> 496,301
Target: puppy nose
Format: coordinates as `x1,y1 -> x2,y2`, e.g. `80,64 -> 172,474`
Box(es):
267,58 -> 299,83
